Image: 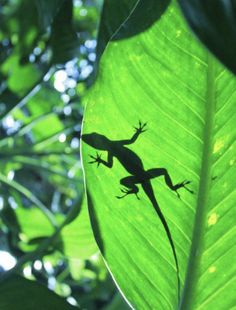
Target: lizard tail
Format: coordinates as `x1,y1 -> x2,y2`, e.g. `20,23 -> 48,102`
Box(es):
141,181 -> 181,304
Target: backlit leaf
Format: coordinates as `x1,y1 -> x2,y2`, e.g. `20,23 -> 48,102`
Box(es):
81,1 -> 236,309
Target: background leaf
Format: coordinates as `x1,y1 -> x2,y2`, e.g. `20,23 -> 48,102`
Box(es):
62,198 -> 98,260
34,0 -> 65,31
50,0 -> 79,64
82,1 -> 236,309
0,276 -> 77,310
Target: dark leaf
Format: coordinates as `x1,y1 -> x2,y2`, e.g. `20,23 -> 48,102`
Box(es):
34,0 -> 65,32
178,0 -> 236,74
0,275 -> 78,310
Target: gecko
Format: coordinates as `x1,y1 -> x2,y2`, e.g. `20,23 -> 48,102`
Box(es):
82,121 -> 193,301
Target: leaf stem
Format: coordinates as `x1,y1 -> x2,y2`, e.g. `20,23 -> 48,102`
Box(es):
179,54 -> 216,309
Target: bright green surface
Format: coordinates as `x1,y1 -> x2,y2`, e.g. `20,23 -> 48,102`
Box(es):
82,1 -> 236,309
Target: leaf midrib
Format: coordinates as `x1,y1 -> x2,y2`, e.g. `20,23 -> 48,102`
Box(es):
179,53 -> 216,310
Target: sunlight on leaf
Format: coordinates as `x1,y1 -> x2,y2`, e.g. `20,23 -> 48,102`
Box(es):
81,1 -> 236,309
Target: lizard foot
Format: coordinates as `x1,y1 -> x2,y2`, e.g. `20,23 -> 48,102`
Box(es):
133,120 -> 147,134
89,152 -> 103,167
173,180 -> 194,199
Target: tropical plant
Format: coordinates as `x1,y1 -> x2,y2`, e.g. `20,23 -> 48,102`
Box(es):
0,0 -> 236,309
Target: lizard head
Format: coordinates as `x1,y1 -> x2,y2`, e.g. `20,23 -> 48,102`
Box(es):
82,132 -> 110,150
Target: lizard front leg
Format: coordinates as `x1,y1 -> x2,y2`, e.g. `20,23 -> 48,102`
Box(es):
120,121 -> 147,145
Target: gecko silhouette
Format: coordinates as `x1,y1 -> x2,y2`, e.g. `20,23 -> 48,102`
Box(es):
82,121 -> 193,302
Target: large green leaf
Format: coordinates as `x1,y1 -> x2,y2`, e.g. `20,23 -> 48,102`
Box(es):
0,276 -> 77,310
81,1 -> 236,309
178,0 -> 236,75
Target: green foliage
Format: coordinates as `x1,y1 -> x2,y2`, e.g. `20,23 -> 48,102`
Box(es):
0,0 -> 124,309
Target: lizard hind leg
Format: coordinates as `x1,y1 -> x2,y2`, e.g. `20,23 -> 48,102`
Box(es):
173,180 -> 194,198
147,168 -> 193,198
116,176 -> 140,200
